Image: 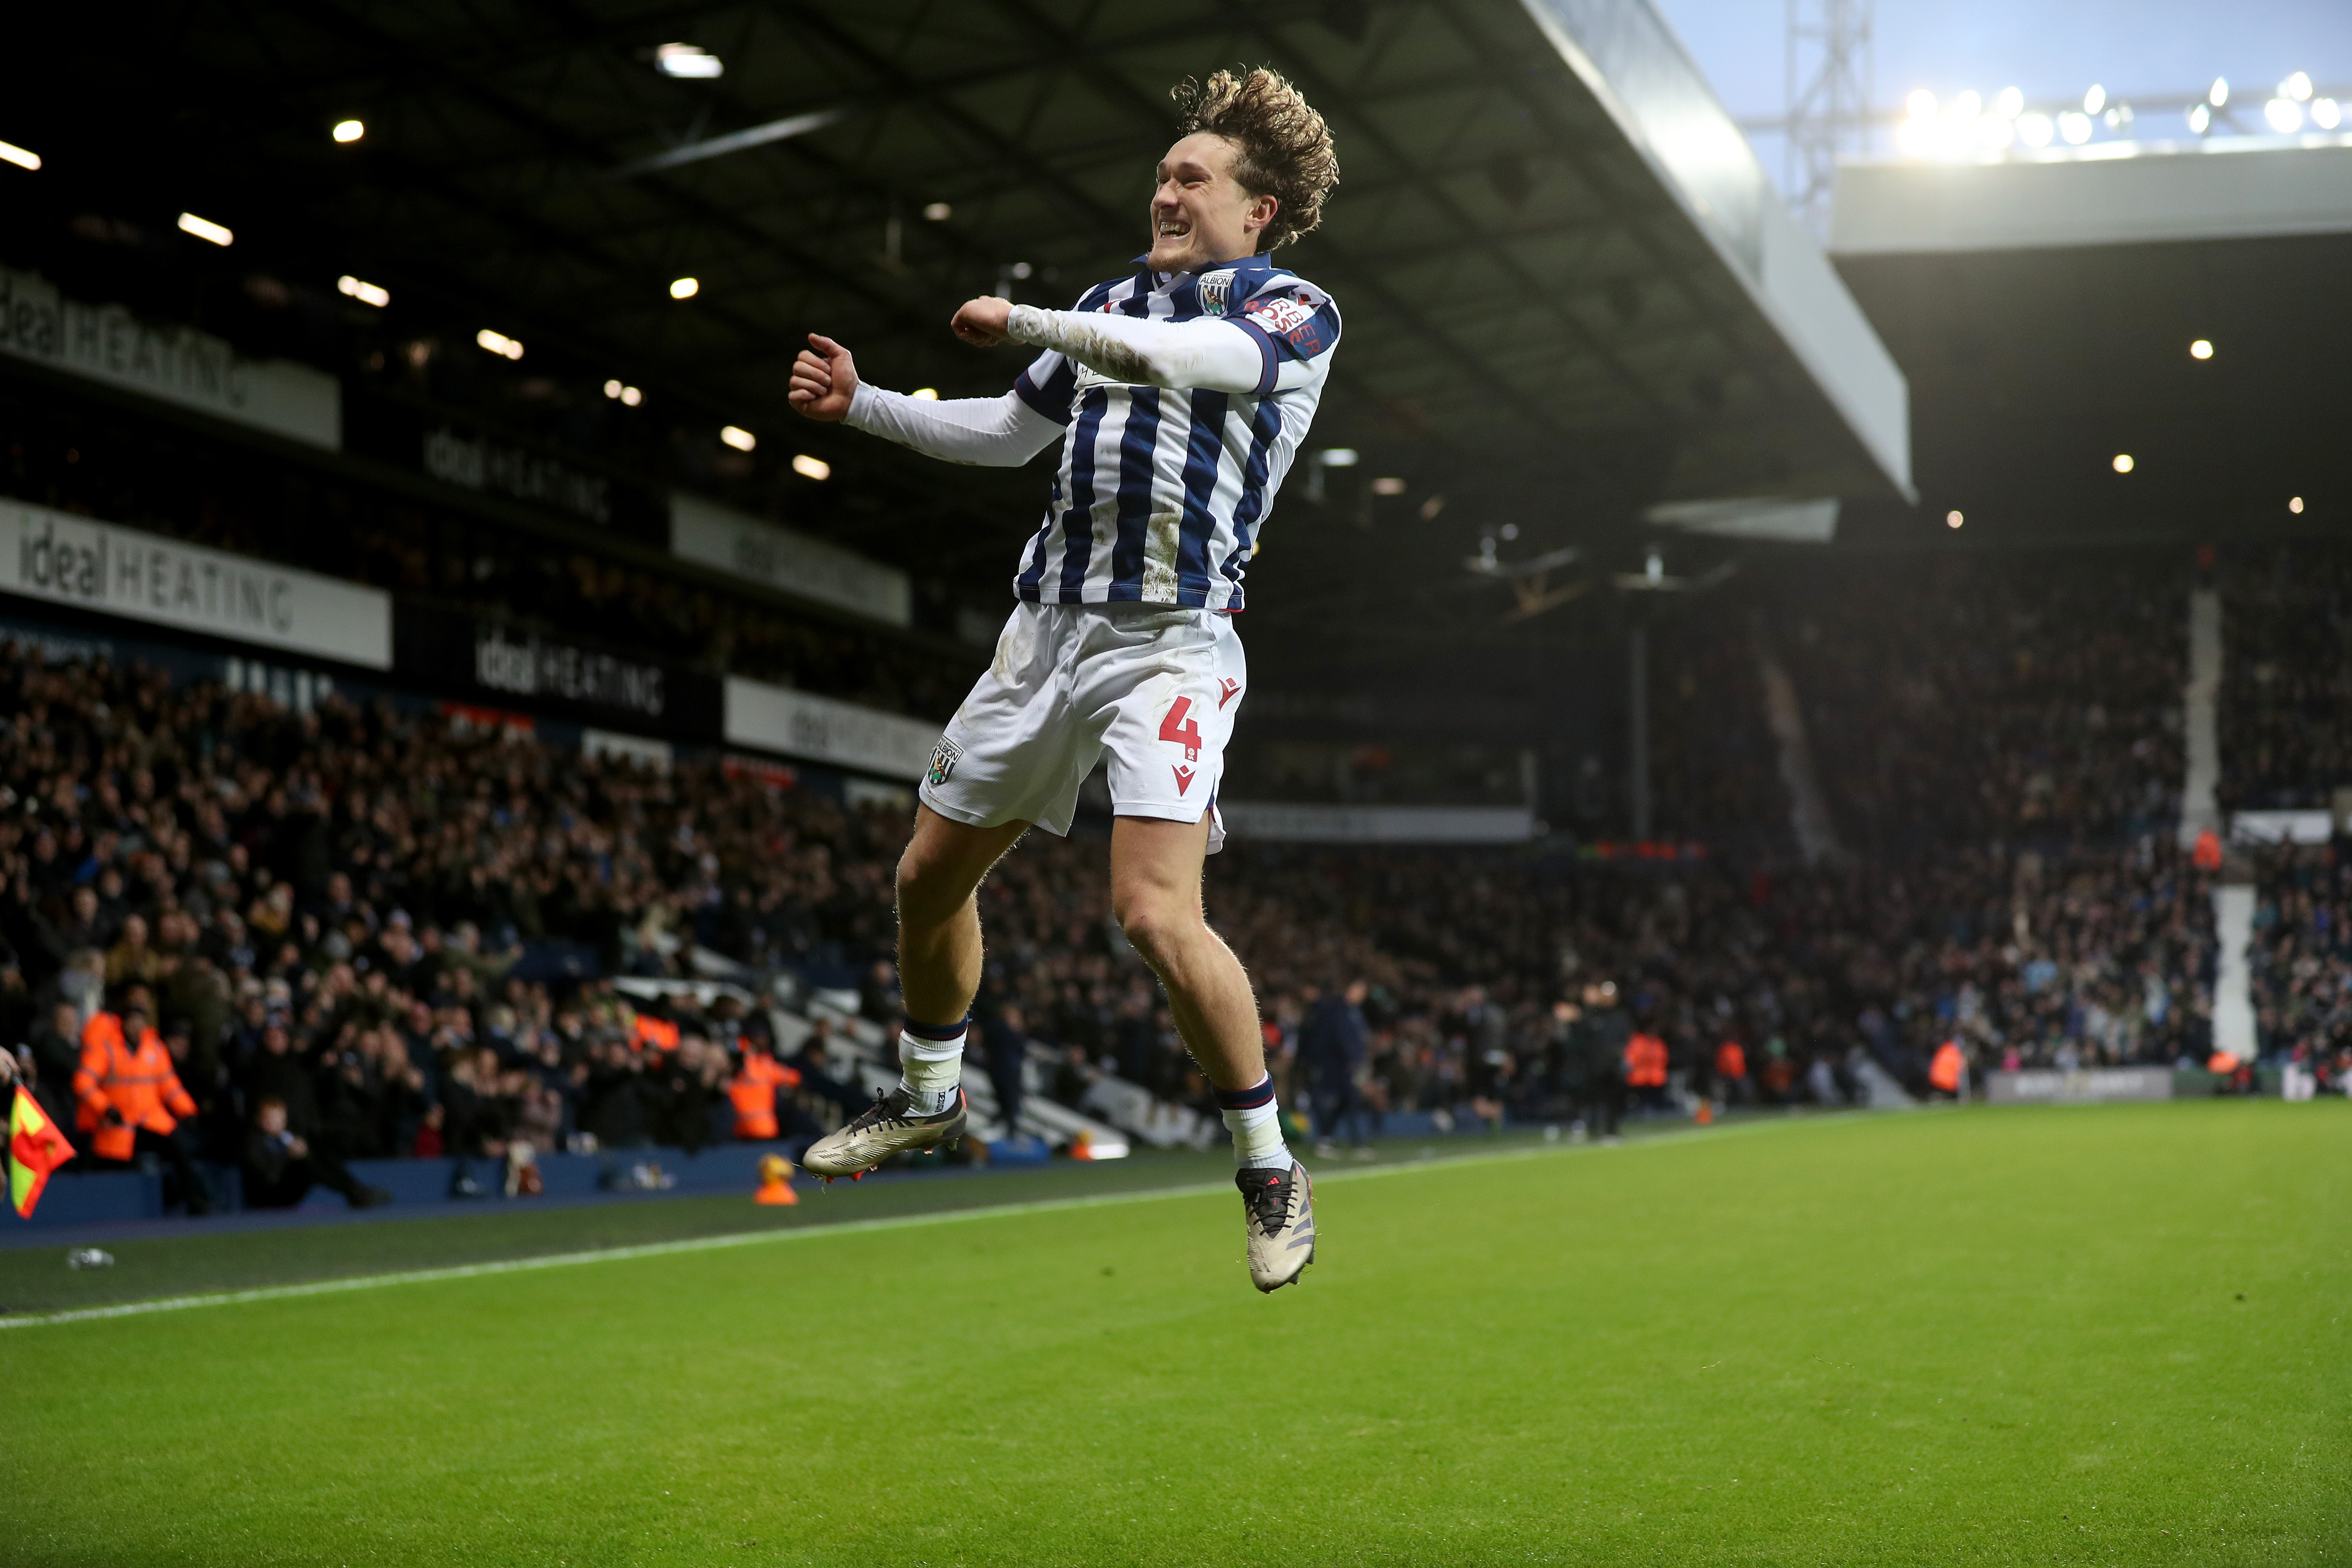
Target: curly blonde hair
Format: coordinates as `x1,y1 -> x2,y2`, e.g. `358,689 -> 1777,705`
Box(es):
1171,67 -> 1339,251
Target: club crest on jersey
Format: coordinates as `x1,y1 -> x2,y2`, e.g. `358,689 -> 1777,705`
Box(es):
1197,270 -> 1234,316
926,737 -> 963,787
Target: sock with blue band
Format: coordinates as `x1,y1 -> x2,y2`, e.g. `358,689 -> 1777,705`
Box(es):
897,1016 -> 969,1115
1217,1075 -> 1292,1171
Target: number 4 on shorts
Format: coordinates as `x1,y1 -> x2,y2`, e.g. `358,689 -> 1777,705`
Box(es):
1158,696 -> 1202,761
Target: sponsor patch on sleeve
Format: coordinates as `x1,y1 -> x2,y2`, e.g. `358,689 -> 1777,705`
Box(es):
1242,294 -> 1315,335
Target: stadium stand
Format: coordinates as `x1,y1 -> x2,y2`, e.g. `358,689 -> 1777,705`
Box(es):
2220,542 -> 2352,813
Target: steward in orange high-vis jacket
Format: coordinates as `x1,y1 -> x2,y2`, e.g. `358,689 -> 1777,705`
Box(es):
728,1046 -> 802,1141
1928,1039 -> 1966,1098
74,1004 -> 210,1211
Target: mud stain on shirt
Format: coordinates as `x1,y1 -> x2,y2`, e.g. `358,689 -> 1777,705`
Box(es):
1141,508 -> 1184,603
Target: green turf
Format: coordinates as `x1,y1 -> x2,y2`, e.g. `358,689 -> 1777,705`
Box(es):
2,1102 -> 2344,1566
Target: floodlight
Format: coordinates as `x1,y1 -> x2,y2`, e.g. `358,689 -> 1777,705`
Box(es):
2315,99 -> 2343,130
1320,448 -> 1359,467
922,202 -> 951,221
603,380 -> 643,406
911,388 -> 939,400
177,212 -> 233,247
1993,86 -> 2024,119
721,426 -> 756,452
2265,98 -> 2303,133
1372,477 -> 1407,496
791,453 -> 830,480
1948,89 -> 1982,122
0,139 -> 39,171
336,275 -> 390,308
2289,497 -> 2305,514
333,120 -> 365,144
2059,112 -> 2093,145
2188,104 -> 2211,135
1946,511 -> 1964,529
476,328 -> 523,360
2083,85 -> 2107,115
2018,113 -> 2054,148
2209,77 -> 2230,108
1977,114 -> 2014,149
2190,340 -> 2213,360
670,276 -> 699,300
2283,72 -> 2313,102
2112,454 -> 2135,474
655,43 -> 723,78
1905,89 -> 1937,121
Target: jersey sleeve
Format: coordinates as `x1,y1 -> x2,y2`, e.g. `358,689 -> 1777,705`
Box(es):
1230,272 -> 1341,396
1011,280 -> 1117,423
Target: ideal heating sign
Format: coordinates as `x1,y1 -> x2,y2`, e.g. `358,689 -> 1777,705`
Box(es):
1,500 -> 392,668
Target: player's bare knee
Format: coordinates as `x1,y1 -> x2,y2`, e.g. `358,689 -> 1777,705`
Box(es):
1115,897 -> 1199,972
895,845 -> 962,928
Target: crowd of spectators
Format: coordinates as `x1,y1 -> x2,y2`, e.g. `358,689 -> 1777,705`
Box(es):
2248,842 -> 2352,1085
2220,543 -> 2352,812
0,533 -> 2287,1213
1774,551 -> 2186,859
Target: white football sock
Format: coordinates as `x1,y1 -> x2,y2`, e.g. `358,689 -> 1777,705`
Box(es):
1220,1080 -> 1292,1170
897,1021 -> 967,1115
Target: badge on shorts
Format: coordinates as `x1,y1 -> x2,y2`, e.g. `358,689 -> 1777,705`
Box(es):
927,738 -> 963,787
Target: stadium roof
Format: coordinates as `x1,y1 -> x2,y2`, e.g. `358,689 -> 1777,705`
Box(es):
8,0 -> 1907,622
1830,136 -> 2352,544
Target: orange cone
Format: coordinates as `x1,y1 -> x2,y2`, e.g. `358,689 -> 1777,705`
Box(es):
754,1152 -> 798,1205
1694,1099 -> 1715,1126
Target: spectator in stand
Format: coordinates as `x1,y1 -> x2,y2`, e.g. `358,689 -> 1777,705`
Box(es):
1299,979 -> 1370,1158
244,1096 -> 391,1208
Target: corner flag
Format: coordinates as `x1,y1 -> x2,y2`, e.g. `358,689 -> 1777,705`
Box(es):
9,1086 -> 71,1218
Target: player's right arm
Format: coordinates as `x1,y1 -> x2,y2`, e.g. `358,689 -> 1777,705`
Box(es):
788,332 -> 1061,469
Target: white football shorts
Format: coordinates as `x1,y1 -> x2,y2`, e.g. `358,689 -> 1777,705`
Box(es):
920,602 -> 1245,852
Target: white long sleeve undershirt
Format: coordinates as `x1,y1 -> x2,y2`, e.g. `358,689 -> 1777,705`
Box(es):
842,383 -> 1062,467
1004,304 -> 1266,395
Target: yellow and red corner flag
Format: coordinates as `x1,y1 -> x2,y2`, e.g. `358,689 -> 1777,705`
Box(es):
10,1086 -> 72,1218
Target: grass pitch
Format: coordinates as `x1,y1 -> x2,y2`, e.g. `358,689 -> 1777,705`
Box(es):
2,1102 -> 2345,1566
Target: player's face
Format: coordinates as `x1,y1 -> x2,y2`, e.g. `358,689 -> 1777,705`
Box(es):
1148,133 -> 1276,273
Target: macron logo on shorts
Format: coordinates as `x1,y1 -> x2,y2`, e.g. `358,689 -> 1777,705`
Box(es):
1173,765 -> 1195,795
1218,677 -> 1241,709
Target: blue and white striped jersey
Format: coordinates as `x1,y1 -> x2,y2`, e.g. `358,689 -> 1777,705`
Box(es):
1009,254 -> 1340,612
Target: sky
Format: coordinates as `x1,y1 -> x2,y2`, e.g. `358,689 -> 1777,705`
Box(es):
1652,0 -> 2352,180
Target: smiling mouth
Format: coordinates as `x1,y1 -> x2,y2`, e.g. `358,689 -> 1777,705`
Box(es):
1155,219 -> 1190,241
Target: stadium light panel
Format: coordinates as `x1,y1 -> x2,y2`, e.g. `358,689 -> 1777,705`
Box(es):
1946,510 -> 1964,528
2059,112 -> 2094,145
655,43 -> 723,78
791,453 -> 830,480
336,275 -> 390,308
2018,113 -> 2054,148
2265,98 -> 2303,133
2188,104 -> 2211,135
911,388 -> 939,400
1977,114 -> 2015,150
177,211 -> 233,247
603,380 -> 643,406
1320,447 -> 1359,467
670,276 -> 699,300
2210,77 -> 2230,108
0,139 -> 42,171
922,202 -> 951,221
2190,340 -> 2214,360
1993,86 -> 2025,119
333,119 -> 364,144
2289,496 -> 2305,514
2283,72 -> 2313,102
2083,85 -> 2107,115
720,425 -> 756,452
2316,99 -> 2344,130
1905,89 -> 1937,121
476,328 -> 523,360
2112,453 -> 2135,474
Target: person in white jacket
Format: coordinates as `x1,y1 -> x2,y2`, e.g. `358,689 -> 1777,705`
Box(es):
789,67 -> 1340,1293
